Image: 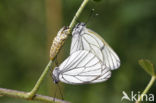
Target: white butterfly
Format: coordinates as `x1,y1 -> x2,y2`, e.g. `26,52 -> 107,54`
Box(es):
70,23 -> 120,70
52,50 -> 111,84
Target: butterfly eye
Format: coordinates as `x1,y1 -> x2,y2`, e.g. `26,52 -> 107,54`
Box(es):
81,23 -> 86,26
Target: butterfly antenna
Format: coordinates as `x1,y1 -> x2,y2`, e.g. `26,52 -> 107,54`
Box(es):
85,8 -> 95,25
54,55 -> 59,67
57,83 -> 64,100
49,61 -> 53,78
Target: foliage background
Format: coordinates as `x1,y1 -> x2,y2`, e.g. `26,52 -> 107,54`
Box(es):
0,0 -> 156,103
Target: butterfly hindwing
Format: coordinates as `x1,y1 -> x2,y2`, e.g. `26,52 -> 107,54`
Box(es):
58,50 -> 111,84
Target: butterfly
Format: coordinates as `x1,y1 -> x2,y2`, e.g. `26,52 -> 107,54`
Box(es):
52,50 -> 111,84
70,23 -> 120,70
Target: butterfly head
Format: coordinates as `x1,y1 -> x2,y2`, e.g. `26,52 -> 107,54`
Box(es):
72,22 -> 86,36
52,67 -> 60,84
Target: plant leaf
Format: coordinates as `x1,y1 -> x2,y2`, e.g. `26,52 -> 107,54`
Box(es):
138,59 -> 155,76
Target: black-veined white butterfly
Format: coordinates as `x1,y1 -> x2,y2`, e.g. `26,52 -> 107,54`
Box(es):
52,50 -> 111,84
70,23 -> 120,70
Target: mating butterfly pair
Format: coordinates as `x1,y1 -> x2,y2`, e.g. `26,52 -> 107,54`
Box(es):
52,23 -> 120,85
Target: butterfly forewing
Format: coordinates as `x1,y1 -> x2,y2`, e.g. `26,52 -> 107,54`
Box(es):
70,23 -> 120,70
87,29 -> 120,70
70,35 -> 83,54
57,50 -> 111,84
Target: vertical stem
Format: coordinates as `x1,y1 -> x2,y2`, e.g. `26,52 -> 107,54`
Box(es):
69,0 -> 89,31
136,76 -> 156,103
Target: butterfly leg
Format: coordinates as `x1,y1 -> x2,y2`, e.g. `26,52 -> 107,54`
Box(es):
53,85 -> 57,102
57,83 -> 64,100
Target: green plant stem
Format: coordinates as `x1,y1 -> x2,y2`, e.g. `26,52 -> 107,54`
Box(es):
0,0 -> 90,102
0,88 -> 70,103
69,0 -> 89,31
136,76 -> 156,103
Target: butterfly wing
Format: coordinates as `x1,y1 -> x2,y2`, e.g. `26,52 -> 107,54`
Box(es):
70,34 -> 84,55
86,29 -> 120,70
58,50 -> 111,84
70,25 -> 120,70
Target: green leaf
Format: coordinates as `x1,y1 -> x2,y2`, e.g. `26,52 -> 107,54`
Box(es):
138,59 -> 155,76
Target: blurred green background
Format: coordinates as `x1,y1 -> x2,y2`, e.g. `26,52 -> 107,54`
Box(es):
0,0 -> 156,103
